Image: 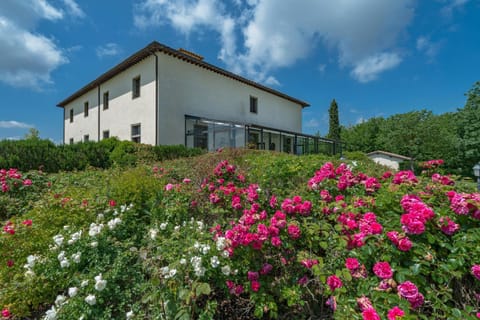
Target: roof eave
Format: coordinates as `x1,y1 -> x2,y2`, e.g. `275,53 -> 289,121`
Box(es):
57,41 -> 309,108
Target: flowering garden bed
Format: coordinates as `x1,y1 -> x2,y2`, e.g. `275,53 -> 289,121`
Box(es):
0,150 -> 479,319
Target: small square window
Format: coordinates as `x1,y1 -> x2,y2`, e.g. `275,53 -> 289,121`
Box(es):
84,101 -> 89,117
69,138 -> 74,145
131,123 -> 141,143
69,109 -> 74,123
250,96 -> 258,114
103,92 -> 109,110
103,130 -> 110,139
84,134 -> 89,142
132,76 -> 141,99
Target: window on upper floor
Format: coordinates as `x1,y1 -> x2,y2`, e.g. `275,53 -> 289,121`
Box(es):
84,134 -> 89,142
103,91 -> 109,110
250,96 -> 258,114
84,101 -> 89,117
69,109 -> 74,123
132,76 -> 141,99
103,130 -> 110,139
131,123 -> 141,143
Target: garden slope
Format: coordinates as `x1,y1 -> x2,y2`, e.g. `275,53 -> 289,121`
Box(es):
1,149 -> 479,319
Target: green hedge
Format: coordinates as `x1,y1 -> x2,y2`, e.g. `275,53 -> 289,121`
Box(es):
0,138 -> 205,172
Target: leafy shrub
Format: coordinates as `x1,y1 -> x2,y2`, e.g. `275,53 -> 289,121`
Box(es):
2,152 -> 480,319
110,140 -> 138,167
0,138 -> 204,172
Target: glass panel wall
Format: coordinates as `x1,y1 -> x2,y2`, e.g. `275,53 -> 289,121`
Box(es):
185,116 -> 245,151
185,115 -> 344,156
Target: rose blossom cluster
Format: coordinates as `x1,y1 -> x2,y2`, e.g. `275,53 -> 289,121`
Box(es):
206,160 -> 314,295
431,173 -> 455,186
345,257 -> 367,279
399,194 -> 435,235
0,168 -> 32,193
446,191 -> 480,218
357,296 -> 405,320
308,162 -> 380,193
386,231 -> 413,252
392,171 -> 418,185
397,281 -> 424,309
438,216 -> 460,236
420,159 -> 444,169
337,211 -> 383,249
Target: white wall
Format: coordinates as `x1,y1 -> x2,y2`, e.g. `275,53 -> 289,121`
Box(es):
63,57 -> 157,144
63,51 -> 304,147
99,56 -> 156,145
64,89 -> 99,143
156,53 -> 303,146
368,154 -> 403,170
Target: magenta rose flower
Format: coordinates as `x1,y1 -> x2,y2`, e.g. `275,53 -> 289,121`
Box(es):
387,306 -> 405,320
472,265 -> 480,280
373,261 -> 393,279
326,275 -> 343,292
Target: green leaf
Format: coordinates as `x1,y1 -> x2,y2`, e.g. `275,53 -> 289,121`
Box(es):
451,308 -> 462,318
175,309 -> 190,320
195,282 -> 211,296
411,263 -> 421,275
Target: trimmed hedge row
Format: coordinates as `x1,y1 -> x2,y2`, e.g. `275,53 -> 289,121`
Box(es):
0,138 -> 205,172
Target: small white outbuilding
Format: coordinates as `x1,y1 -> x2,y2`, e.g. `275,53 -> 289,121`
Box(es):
367,151 -> 412,170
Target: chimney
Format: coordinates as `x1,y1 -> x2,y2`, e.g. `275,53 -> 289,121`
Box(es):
178,48 -> 204,61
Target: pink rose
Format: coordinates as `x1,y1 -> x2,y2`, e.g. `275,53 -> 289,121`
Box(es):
397,281 -> 419,300
387,306 -> 405,320
251,280 -> 260,292
373,261 -> 393,279
287,224 -> 301,239
472,265 -> 480,280
362,308 -> 381,320
345,257 -> 360,271
326,275 -> 342,292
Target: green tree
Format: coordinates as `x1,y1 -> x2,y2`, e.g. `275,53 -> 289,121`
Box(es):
327,99 -> 340,141
457,81 -> 480,176
24,128 -> 40,140
341,117 -> 385,153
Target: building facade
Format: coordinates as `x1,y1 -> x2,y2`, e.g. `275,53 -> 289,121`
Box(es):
58,41 -> 340,154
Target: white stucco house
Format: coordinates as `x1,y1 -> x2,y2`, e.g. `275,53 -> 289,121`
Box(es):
57,41 -> 339,154
367,151 -> 412,170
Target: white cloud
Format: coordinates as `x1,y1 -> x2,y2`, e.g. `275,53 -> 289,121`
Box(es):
62,0 -> 85,18
264,76 -> 280,86
318,64 -> 326,73
33,0 -> 64,21
96,43 -> 122,58
0,0 -> 85,89
350,53 -> 402,83
441,0 -> 469,17
0,120 -> 33,129
304,118 -> 320,128
356,117 -> 367,125
134,0 -> 414,84
416,36 -> 442,61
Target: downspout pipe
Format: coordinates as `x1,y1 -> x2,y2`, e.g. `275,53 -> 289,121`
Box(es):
62,108 -> 66,144
152,52 -> 159,146
98,85 -> 101,141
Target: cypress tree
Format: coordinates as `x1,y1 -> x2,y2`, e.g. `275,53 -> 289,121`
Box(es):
327,99 -> 340,141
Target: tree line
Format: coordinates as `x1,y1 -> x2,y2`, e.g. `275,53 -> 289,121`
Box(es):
338,81 -> 480,177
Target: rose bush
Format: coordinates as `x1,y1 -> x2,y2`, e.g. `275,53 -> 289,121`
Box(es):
1,149 -> 480,319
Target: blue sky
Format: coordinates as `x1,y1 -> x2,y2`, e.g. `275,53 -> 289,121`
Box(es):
0,0 -> 479,142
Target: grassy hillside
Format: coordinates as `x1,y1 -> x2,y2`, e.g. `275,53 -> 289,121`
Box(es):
1,149 -> 479,319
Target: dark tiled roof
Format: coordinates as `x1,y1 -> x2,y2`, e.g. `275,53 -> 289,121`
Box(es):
57,41 -> 310,108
